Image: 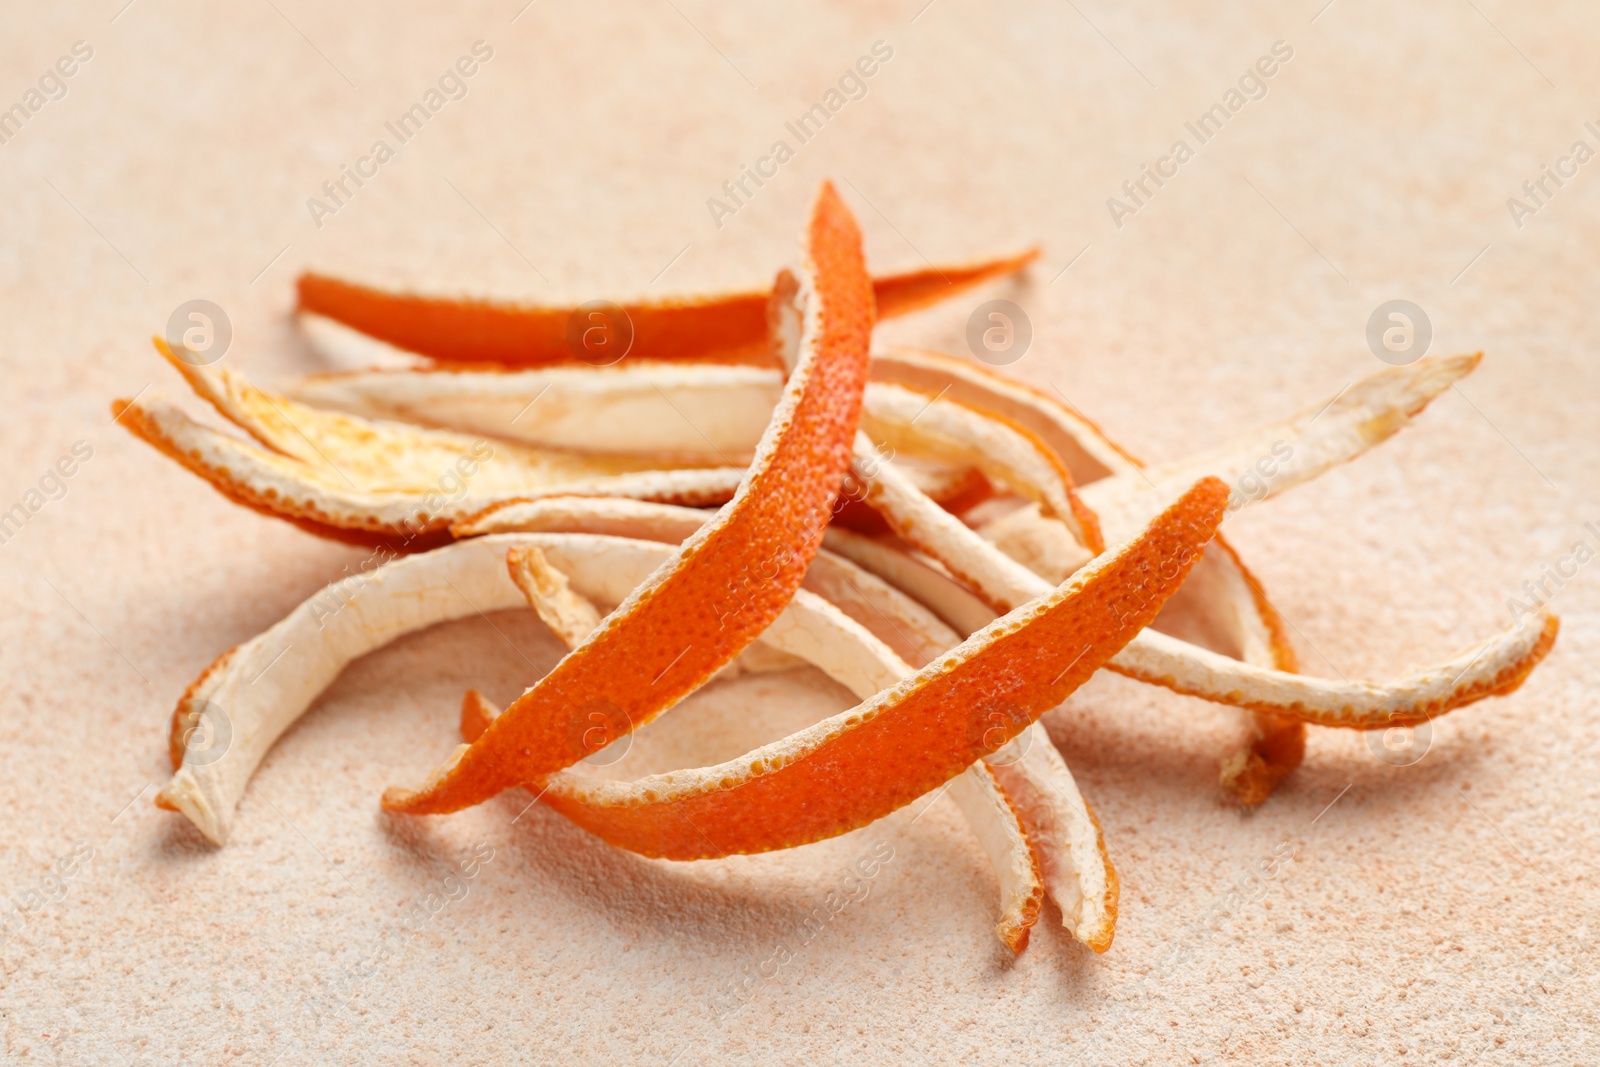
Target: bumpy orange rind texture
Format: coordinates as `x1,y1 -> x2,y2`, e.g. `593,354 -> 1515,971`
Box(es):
381,181 -> 876,815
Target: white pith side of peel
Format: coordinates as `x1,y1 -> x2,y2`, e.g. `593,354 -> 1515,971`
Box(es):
1078,353 -> 1483,542
158,533 -> 922,845
293,314 -> 781,460
118,393 -> 746,535
852,447 -> 1557,727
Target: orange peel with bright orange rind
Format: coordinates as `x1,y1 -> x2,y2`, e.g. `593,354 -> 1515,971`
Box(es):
380,181 -> 876,816
296,248 -> 1037,368
137,182 -> 1563,965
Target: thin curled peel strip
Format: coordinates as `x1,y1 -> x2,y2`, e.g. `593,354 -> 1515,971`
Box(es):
469,479 -> 1224,860
112,342 -> 742,543
292,358 -> 784,463
855,448 -> 1558,728
860,380 -> 1101,554
499,544 -> 1046,953
865,347 -> 1528,801
472,501 -> 1116,951
153,534 -> 935,844
382,182 -> 876,816
1079,353 -> 1483,540
296,248 -> 1037,368
286,360 -> 1072,531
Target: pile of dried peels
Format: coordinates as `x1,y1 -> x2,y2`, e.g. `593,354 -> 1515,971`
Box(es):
119,183 -> 1557,954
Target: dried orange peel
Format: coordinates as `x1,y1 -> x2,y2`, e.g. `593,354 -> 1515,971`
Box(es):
152,533 -> 931,844
189,331 -> 1557,797
404,345 -> 1529,789
138,182 -> 1561,965
851,440 -> 1557,729
1077,353 -> 1483,537
479,479 -> 1224,859
464,495 -> 1116,951
113,341 -> 742,544
380,181 -> 875,815
496,540 -> 1049,953
296,248 -> 1037,368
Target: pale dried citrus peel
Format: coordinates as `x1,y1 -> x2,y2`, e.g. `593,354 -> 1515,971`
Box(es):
285,359 -> 1042,525
942,764 -> 1047,953
152,533 -> 937,845
289,358 -> 784,463
296,248 -> 1037,368
987,732 -> 1118,952
381,181 -> 876,815
1078,354 -> 1483,538
497,541 -> 1047,953
852,445 -> 1558,729
860,380 -> 1100,555
114,341 -> 742,543
506,545 -> 603,647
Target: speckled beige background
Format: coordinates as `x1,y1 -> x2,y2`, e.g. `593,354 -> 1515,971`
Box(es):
1,1 -> 1597,1063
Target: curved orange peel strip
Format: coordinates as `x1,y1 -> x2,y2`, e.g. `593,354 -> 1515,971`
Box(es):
921,761 -> 1048,954
861,380 -> 1099,556
289,358 -> 783,464
381,181 -> 875,815
853,446 -> 1559,729
1047,351 -> 1479,801
988,735 -> 1118,952
295,248 -> 1036,368
499,542 -> 1045,953
518,478 -> 1226,859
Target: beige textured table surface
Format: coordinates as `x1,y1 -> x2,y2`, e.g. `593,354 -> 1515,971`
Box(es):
2,1 -> 1597,1063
